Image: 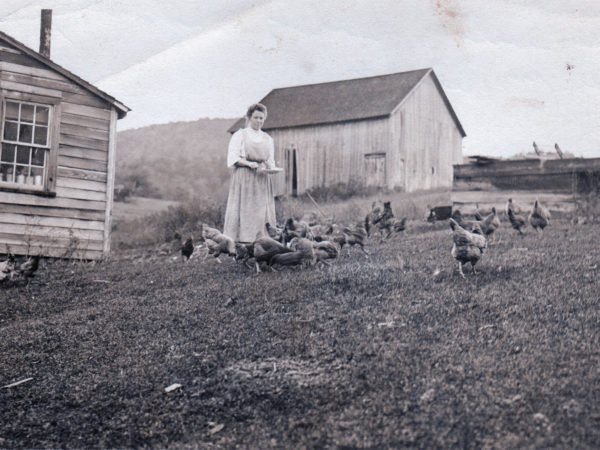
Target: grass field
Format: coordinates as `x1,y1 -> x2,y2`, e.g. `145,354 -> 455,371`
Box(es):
1,213 -> 599,448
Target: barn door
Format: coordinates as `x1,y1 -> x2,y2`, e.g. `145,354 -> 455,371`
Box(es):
364,153 -> 386,187
285,147 -> 298,196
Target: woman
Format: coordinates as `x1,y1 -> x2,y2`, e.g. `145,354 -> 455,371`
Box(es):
223,103 -> 280,243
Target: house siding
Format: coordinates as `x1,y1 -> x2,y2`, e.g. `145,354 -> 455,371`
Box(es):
0,46 -> 114,259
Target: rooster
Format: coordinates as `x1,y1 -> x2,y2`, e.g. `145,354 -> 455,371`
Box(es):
449,218 -> 487,278
529,200 -> 550,233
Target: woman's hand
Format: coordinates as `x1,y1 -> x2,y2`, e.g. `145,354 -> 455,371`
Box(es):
248,161 -> 260,169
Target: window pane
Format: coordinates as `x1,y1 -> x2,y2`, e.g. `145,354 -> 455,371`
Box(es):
16,146 -> 30,164
21,104 -> 34,123
34,126 -> 48,145
1,164 -> 15,183
36,106 -> 49,125
1,143 -> 15,162
4,121 -> 18,141
31,148 -> 45,166
31,167 -> 44,185
15,165 -> 28,183
5,102 -> 19,120
18,124 -> 33,143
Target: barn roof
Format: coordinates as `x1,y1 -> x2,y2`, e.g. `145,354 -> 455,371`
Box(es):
0,30 -> 130,119
228,68 -> 465,136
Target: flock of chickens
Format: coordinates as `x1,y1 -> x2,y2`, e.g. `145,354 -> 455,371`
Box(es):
448,198 -> 550,277
182,196 -> 551,278
182,200 -> 407,273
0,197 -> 552,286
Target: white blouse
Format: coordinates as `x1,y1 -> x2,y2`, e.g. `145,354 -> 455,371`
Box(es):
227,127 -> 276,169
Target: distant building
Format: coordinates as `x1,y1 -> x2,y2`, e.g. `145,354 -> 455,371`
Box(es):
0,11 -> 129,259
229,68 -> 465,196
454,157 -> 600,193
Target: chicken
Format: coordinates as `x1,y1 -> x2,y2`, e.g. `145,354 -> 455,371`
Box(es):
265,222 -> 283,242
268,250 -> 307,269
200,224 -> 235,262
281,218 -> 311,244
234,242 -> 255,268
312,240 -> 340,266
342,223 -> 369,257
0,254 -> 16,283
287,237 -> 315,267
529,200 -> 550,233
449,218 -> 487,278
474,207 -> 501,239
451,209 -> 479,232
16,254 -> 40,284
308,223 -> 334,242
201,224 -> 224,242
506,198 -> 524,217
508,208 -> 527,235
372,201 -> 407,240
181,237 -> 194,261
204,236 -> 236,262
253,236 -> 293,272
365,200 -> 384,237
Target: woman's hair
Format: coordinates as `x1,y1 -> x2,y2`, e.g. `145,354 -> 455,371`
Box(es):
246,103 -> 267,119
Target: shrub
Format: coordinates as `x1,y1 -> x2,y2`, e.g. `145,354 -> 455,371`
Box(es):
306,180 -> 381,203
112,194 -> 227,249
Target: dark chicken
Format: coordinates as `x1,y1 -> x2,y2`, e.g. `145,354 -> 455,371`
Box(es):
181,237 -> 194,261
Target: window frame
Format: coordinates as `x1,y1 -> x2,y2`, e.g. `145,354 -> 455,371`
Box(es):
0,90 -> 60,196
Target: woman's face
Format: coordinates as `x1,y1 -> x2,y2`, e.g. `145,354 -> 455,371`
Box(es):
248,110 -> 266,130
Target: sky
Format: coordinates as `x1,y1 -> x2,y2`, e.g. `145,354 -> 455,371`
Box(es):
0,0 -> 599,158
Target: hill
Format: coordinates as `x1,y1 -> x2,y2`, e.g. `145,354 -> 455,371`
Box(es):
116,118 -> 236,201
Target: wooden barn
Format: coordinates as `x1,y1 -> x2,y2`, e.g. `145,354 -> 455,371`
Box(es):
0,11 -> 129,260
229,68 -> 465,196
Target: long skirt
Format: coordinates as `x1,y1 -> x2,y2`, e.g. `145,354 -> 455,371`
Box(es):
223,167 -> 276,243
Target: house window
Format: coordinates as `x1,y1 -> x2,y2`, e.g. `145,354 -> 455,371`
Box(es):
0,99 -> 53,192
